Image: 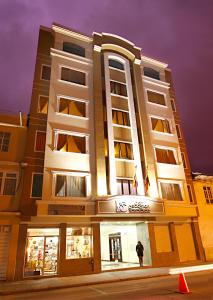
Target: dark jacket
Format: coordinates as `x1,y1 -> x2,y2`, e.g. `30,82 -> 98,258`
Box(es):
136,243 -> 144,256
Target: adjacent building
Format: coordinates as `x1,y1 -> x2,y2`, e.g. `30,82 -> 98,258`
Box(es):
1,23 -> 206,281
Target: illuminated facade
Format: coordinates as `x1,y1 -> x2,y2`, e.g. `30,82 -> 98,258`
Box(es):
3,24 -> 205,280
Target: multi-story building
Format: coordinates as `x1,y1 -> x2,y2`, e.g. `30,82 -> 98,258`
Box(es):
193,173 -> 213,261
12,23 -> 205,280
0,112 -> 27,280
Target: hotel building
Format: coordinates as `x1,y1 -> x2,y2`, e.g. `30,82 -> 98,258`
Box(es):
2,23 -> 205,280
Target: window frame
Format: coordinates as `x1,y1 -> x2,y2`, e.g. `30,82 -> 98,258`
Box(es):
116,178 -> 137,195
0,171 -> 18,196
62,42 -> 85,57
0,131 -> 11,152
56,95 -> 88,119
146,89 -> 167,107
40,64 -> 51,81
154,146 -> 178,165
203,186 -> 213,204
37,95 -> 49,114
54,130 -> 89,154
159,180 -> 184,201
114,140 -> 134,160
110,80 -> 128,98
30,173 -> 43,198
112,109 -> 130,127
59,65 -> 88,88
150,115 -> 173,135
53,172 -> 91,198
34,130 -> 46,153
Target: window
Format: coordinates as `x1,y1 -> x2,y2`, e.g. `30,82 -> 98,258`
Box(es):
176,125 -> 181,138
144,67 -> 160,80
61,67 -> 86,85
31,174 -> 43,198
56,133 -> 86,153
41,65 -> 51,80
114,142 -> 133,160
203,186 -> 213,204
55,174 -> 86,197
151,117 -> 171,133
58,97 -> 86,117
63,42 -> 85,57
35,131 -> 46,152
0,172 -> 17,196
187,185 -> 194,203
181,152 -> 187,169
170,99 -> 176,111
66,227 -> 92,259
160,182 -> 183,200
147,91 -> 166,106
155,148 -> 177,164
38,96 -> 48,114
110,81 -> 127,97
117,179 -> 136,195
109,59 -> 124,71
0,132 -> 10,152
112,110 -> 130,126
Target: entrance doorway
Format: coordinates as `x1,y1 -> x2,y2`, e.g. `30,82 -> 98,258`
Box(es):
100,222 -> 151,271
24,228 -> 59,277
109,233 -> 122,262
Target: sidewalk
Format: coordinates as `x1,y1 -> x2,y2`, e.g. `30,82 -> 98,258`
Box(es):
1,263 -> 213,295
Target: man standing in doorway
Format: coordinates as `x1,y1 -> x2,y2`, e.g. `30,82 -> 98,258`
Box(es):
136,241 -> 144,267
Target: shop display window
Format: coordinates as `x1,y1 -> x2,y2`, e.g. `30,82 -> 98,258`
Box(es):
66,227 -> 92,259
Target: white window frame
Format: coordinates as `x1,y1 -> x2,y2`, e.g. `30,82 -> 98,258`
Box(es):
108,56 -> 126,73
56,95 -> 89,120
0,171 -> 18,196
53,130 -> 89,154
149,114 -> 173,135
40,64 -> 51,81
158,179 -> 184,201
154,145 -> 179,165
110,80 -> 128,99
146,88 -> 167,108
37,95 -> 49,114
52,171 -> 91,198
59,65 -> 88,88
30,173 -> 43,198
34,130 -> 46,153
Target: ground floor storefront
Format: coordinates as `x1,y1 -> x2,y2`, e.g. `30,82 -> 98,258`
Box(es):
13,217 -> 204,280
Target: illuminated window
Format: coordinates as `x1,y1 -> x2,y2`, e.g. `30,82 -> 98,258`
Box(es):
112,110 -> 130,126
35,131 -> 46,152
203,186 -> 213,204
0,132 -> 10,152
66,227 -> 92,259
0,172 -> 17,195
55,174 -> 86,197
117,179 -> 136,195
38,96 -> 48,114
31,174 -> 43,198
55,133 -> 86,153
110,81 -> 127,97
114,142 -> 133,160
109,59 -> 124,70
58,97 -> 86,117
144,67 -> 160,80
63,42 -> 85,57
61,67 -> 86,85
147,91 -> 166,106
41,65 -> 51,80
160,182 -> 182,201
151,117 -> 171,133
155,148 -> 177,164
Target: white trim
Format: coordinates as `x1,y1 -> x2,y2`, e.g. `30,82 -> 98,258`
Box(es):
51,48 -> 92,66
109,66 -> 125,73
93,45 -> 101,52
34,130 -> 46,153
59,65 -> 88,87
143,76 -> 170,89
141,55 -> 168,69
134,58 -> 141,65
40,64 -> 51,81
145,88 -> 168,108
158,179 -> 184,201
52,25 -> 92,42
30,173 -> 43,199
102,32 -> 135,46
110,93 -> 128,100
0,170 -> 18,195
0,123 -> 25,128
112,123 -> 131,130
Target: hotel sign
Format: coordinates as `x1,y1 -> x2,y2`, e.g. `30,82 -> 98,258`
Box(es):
97,196 -> 164,215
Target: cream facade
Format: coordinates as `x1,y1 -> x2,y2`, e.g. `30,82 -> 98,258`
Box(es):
5,23 -> 205,281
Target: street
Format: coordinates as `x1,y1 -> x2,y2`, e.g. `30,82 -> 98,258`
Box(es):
2,270 -> 213,300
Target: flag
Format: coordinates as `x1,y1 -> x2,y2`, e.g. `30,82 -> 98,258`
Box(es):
132,173 -> 138,188
144,169 -> 150,194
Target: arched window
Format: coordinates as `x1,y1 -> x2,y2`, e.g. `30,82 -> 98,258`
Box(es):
109,59 -> 124,71
144,67 -> 160,80
63,42 -> 85,57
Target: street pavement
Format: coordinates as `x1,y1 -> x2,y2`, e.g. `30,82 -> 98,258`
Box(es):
1,270 -> 213,299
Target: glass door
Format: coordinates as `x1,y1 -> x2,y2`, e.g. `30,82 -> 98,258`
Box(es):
109,233 -> 122,262
43,236 -> 58,275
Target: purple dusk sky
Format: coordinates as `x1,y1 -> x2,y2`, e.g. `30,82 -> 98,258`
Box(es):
0,0 -> 213,174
